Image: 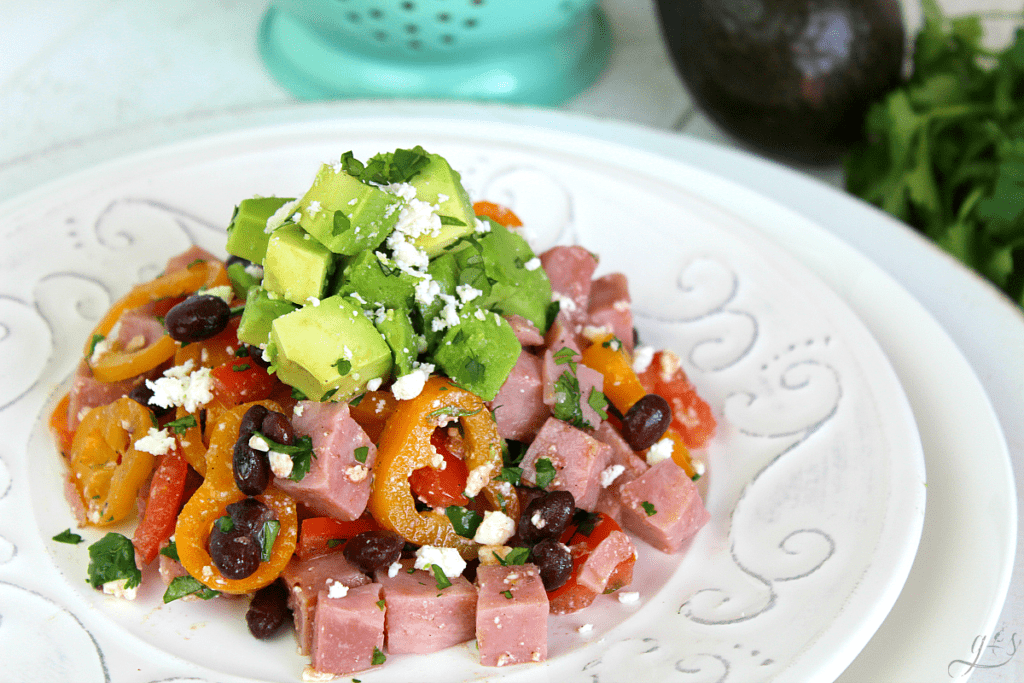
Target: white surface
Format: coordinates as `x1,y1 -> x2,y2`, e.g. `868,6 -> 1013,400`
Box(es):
0,0 -> 1021,680
1,117 -> 927,683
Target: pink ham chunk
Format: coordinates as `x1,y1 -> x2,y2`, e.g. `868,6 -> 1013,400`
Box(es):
520,417 -> 611,511
592,422 -> 650,523
540,245 -> 597,319
487,351 -> 549,442
617,459 -> 709,553
282,552 -> 371,655
576,530 -> 637,594
165,245 -> 220,273
276,401 -> 376,521
504,314 -> 545,347
311,583 -> 386,676
475,564 -> 548,667
587,273 -> 634,354
373,560 -> 477,654
541,349 -> 606,430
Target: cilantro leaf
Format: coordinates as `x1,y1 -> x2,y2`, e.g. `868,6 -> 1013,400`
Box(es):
430,564 -> 452,590
334,358 -> 352,376
587,387 -> 609,421
552,370 -> 592,429
52,529 -> 84,544
534,458 -> 557,489
496,546 -> 530,566
87,532 -> 142,590
446,506 -> 483,538
495,466 -> 523,486
354,446 -> 369,464
163,575 -> 219,603
254,431 -> 316,482
332,210 -> 351,236
641,501 -> 657,516
439,215 -> 467,226
166,414 -> 197,435
260,520 -> 281,562
160,540 -> 180,562
372,646 -> 387,665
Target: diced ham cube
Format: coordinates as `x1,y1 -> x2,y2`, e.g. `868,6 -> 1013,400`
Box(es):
276,400 -> 376,521
165,245 -> 220,273
282,552 -> 371,655
373,559 -> 477,654
540,245 -> 597,319
311,583 -> 385,676
592,422 -> 650,523
617,460 -> 709,553
587,273 -> 633,354
475,564 -> 548,667
576,530 -> 636,594
504,314 -> 544,347
488,351 -> 549,442
158,551 -> 188,587
520,418 -> 611,511
543,315 -> 583,356
541,350 -> 606,430
66,362 -> 139,430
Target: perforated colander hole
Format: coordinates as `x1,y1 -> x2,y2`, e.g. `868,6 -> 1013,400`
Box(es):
346,11 -> 360,23
368,8 -> 383,19
463,18 -> 477,28
437,12 -> 450,22
373,30 -> 388,42
440,34 -> 455,44
559,1 -> 575,10
470,0 -> 485,5
405,23 -> 418,34
408,39 -> 422,50
401,1 -> 415,10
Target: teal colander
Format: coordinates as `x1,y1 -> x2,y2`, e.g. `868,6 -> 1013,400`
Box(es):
258,0 -> 611,105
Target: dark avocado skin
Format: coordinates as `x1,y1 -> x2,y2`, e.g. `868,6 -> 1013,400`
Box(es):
656,0 -> 905,165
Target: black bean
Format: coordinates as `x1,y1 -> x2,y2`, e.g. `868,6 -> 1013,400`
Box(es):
127,382 -> 172,417
238,405 -> 270,440
209,527 -> 261,580
246,343 -> 270,368
164,294 -> 231,343
518,490 -> 575,544
529,538 -> 573,591
261,411 -> 295,446
621,394 -> 673,451
246,582 -> 291,639
233,438 -> 271,496
226,497 -> 275,536
343,530 -> 405,574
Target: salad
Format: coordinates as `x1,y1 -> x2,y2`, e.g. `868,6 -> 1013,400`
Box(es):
49,146 -> 716,679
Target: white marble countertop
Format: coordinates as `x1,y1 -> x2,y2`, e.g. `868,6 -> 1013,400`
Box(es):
1,1 -> 1019,681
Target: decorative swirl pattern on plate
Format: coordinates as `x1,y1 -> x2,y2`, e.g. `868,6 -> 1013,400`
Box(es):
477,165 -> 575,249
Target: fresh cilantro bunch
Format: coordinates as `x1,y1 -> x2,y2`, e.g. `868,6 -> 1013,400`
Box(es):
845,0 -> 1024,304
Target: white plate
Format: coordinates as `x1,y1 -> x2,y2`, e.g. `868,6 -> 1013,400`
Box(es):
0,118 -> 929,682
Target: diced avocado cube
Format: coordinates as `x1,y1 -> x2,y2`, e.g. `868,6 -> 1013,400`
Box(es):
373,307 -> 418,377
409,153 -> 477,257
268,295 -> 392,402
431,307 -> 521,401
477,220 -> 552,330
225,196 -> 295,265
227,260 -> 262,300
237,286 -> 298,348
416,252 -> 459,348
296,164 -> 403,256
263,224 -> 336,305
330,250 -> 417,310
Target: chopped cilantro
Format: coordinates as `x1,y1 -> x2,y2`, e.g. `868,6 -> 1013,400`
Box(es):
641,501 -> 657,516
326,538 -> 345,548
354,446 -> 369,464
430,564 -> 452,590
534,458 -> 557,489
544,300 -> 561,332
86,532 -> 142,590
87,333 -> 105,358
215,515 -> 235,533
232,363 -> 251,372
496,546 -> 530,566
160,540 -> 180,562
254,432 -> 317,482
332,210 -> 351,236
571,509 -> 601,537
291,387 -> 308,400
446,506 -> 483,538
372,646 -> 387,666
163,575 -> 219,603
587,387 -> 609,421
234,346 -> 250,357
501,589 -> 513,599
439,215 -> 467,226
321,388 -> 339,401
52,529 -> 84,544
601,336 -> 623,350
376,599 -> 386,611
552,370 -> 592,430
186,258 -> 206,269
496,466 -> 523,486
552,346 -> 578,370
260,520 -> 281,562
229,305 -> 246,317
334,358 -> 352,376
166,414 -> 197,435
349,393 -> 365,407
426,405 -> 481,420
347,146 -> 431,186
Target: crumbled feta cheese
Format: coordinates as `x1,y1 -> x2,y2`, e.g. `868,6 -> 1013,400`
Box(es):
146,362 -> 214,413
102,578 -> 138,601
391,363 -> 434,400
530,511 -> 547,529
244,262 -> 264,279
345,465 -> 369,482
473,510 -> 516,546
694,460 -> 706,476
477,545 -> 513,565
366,377 -> 383,392
463,461 -> 495,498
473,217 -> 490,233
578,623 -> 594,635
582,325 -> 613,344
600,464 -> 626,488
388,561 -> 403,578
326,580 -> 349,599
249,434 -> 270,452
301,665 -> 335,682
456,284 -> 482,303
134,428 -> 176,456
414,275 -> 441,306
89,321 -> 120,364
618,591 -> 640,605
524,257 -> 541,271
293,403 -> 305,418
265,199 -> 300,233
269,450 -> 293,478
632,345 -> 655,374
307,200 -> 322,216
553,293 -> 577,312
414,545 -> 466,578
306,296 -> 320,307
646,437 -> 674,466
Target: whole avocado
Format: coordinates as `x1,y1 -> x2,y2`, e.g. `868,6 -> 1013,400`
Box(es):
656,0 -> 905,165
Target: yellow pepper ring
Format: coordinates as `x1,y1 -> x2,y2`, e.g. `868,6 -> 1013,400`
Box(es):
368,377 -> 517,559
175,401 -> 297,594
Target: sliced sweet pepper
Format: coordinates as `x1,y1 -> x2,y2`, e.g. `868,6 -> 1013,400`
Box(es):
133,446 -> 189,564
68,397 -> 157,526
472,201 -> 523,228
580,332 -> 646,413
175,401 -> 297,594
368,377 -> 518,559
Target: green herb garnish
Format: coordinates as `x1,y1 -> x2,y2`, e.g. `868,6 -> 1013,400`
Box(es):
215,515 -> 235,533
52,529 -> 83,544
86,532 -> 142,590
587,387 -> 610,421
160,540 -> 180,562
445,506 -> 483,538
501,589 -> 513,599
334,358 -> 352,376
260,520 -> 281,562
372,646 -> 387,665
166,414 -> 197,435
495,546 -> 530,566
641,501 -> 657,516
255,432 -> 317,482
163,575 -> 219,603
354,446 -> 369,464
534,458 -> 557,489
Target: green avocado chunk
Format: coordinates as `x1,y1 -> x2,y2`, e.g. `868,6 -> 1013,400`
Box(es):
296,164 -> 403,256
268,295 -> 392,402
236,286 -> 298,348
331,250 -> 417,311
262,224 -> 335,305
416,252 -> 459,349
373,307 -> 419,377
431,307 -> 521,401
408,153 -> 478,257
225,196 -> 295,265
476,220 -> 552,330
